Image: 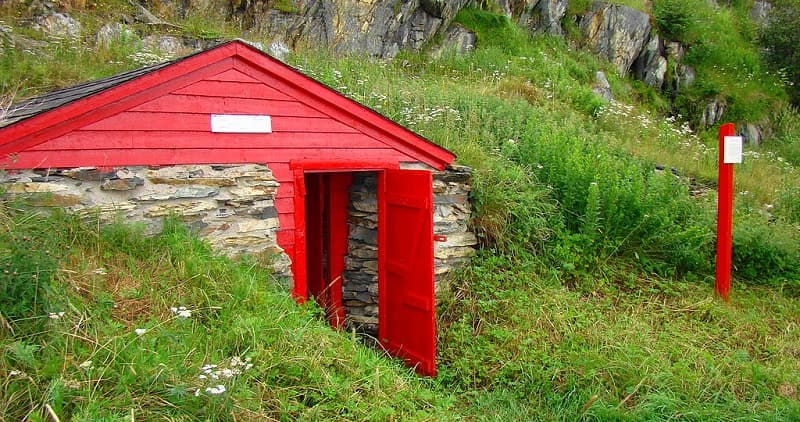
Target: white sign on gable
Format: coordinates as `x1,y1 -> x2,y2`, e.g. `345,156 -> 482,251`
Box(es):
723,136 -> 743,164
210,114 -> 272,133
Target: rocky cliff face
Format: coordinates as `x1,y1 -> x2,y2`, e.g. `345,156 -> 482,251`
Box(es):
240,0 -> 470,58
14,0 -> 777,139
579,3 -> 651,76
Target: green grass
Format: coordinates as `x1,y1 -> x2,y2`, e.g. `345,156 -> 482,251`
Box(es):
0,206 -> 458,421
439,253 -> 800,420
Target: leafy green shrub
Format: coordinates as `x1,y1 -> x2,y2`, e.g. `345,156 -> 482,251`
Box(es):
732,214 -> 800,284
653,0 -> 695,42
469,162 -> 560,256
509,114 -> 715,276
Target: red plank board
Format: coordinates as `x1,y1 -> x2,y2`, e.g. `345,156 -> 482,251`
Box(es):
29,131 -> 386,151
275,183 -> 294,199
173,80 -> 293,101
131,95 -> 327,118
274,197 -> 294,210
2,148 -> 414,169
206,69 -> 262,83
277,212 -> 295,230
81,112 -> 361,133
269,163 -> 293,182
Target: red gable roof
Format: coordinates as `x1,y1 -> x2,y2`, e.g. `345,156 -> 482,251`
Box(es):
0,40 -> 455,170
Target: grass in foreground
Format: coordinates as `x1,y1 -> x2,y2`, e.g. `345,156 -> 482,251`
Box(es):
0,205 -> 456,421
439,252 -> 800,420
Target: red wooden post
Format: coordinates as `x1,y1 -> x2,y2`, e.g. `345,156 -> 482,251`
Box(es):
716,123 -> 736,302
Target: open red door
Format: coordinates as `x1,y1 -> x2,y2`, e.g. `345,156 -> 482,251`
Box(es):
378,169 -> 437,376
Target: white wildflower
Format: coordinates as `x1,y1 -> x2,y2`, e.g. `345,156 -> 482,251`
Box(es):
134,328 -> 147,336
170,306 -> 192,318
48,312 -> 65,319
79,360 -> 93,370
205,384 -> 227,395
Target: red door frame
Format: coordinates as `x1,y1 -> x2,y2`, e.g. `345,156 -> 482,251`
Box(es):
290,160 -> 399,301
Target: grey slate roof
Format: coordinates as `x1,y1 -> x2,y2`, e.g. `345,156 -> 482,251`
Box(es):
0,60 -> 176,129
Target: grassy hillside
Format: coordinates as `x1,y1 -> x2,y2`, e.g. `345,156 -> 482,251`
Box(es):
2,1 -> 800,420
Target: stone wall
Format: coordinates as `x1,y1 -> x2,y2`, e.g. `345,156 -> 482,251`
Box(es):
0,164 -> 291,275
342,172 -> 380,333
342,166 -> 476,335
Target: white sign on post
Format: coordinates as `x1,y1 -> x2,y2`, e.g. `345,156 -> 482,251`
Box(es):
211,114 -> 272,133
723,136 -> 743,164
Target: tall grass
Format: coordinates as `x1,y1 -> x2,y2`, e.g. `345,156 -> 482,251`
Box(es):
0,204 -> 457,421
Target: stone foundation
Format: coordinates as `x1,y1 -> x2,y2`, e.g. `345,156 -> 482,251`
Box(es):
0,164 -> 291,275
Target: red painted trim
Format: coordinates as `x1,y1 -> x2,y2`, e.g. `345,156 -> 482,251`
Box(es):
290,160 -> 400,171
292,168 -> 307,302
377,170 -> 388,343
2,148 -> 411,170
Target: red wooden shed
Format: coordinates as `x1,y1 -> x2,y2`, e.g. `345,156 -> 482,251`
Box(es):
0,40 -> 456,376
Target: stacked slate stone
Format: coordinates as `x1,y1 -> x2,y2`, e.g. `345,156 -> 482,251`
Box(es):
433,165 -> 477,291
0,164 -> 291,276
342,173 -> 380,335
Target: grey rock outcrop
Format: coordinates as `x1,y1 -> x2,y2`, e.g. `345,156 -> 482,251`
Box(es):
579,2 -> 651,76
665,41 -> 695,92
700,98 -> 726,128
750,0 -> 773,26
741,123 -> 765,146
142,35 -> 185,58
96,23 -> 138,47
633,34 -> 667,89
593,71 -> 613,100
430,24 -> 476,58
267,40 -> 291,61
32,12 -> 81,39
521,0 -> 569,35
0,21 -> 13,53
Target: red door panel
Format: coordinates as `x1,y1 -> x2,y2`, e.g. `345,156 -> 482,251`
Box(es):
379,169 -> 436,376
326,173 -> 352,328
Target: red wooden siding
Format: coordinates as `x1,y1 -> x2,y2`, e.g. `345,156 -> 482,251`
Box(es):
0,42 -> 455,313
